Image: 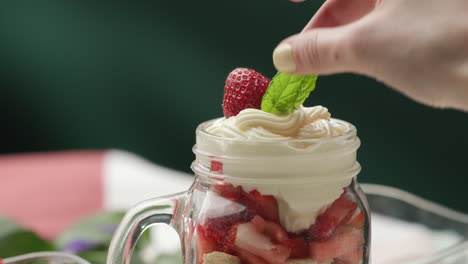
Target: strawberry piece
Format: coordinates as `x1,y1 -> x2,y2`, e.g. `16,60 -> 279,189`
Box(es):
252,215 -> 304,257
247,190 -> 280,223
197,224 -> 217,263
347,211 -> 365,229
210,160 -> 223,173
308,193 -> 358,241
309,227 -> 364,263
234,247 -> 270,264
284,236 -> 310,259
263,219 -> 289,244
336,248 -> 363,264
333,260 -> 346,264
202,211 -> 252,241
250,215 -> 267,233
213,185 -> 280,223
223,68 -> 270,118
213,183 -> 243,201
235,221 -> 291,264
218,224 -> 240,254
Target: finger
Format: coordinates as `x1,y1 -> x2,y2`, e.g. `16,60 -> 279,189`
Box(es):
303,0 -> 378,31
273,24 -> 363,75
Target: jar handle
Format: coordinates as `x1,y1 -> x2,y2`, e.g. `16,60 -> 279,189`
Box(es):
106,191 -> 188,264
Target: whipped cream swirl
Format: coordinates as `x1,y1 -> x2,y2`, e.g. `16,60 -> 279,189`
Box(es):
207,106 -> 346,141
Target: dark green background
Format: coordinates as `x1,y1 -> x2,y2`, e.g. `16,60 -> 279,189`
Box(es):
1,1 -> 467,211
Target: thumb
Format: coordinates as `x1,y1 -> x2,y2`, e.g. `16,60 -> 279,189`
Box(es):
273,26 -> 362,75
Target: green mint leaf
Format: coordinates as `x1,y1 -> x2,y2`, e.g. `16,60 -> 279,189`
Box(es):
261,72 -> 318,114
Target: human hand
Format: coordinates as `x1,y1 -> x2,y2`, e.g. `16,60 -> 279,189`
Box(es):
275,0 -> 468,111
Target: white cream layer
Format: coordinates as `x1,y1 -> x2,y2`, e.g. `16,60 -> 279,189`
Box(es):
203,106 -> 359,233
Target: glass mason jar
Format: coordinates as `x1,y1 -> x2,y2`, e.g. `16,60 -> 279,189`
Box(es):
107,118 -> 370,264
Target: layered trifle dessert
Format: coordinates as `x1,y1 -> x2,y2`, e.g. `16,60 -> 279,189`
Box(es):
192,68 -> 368,264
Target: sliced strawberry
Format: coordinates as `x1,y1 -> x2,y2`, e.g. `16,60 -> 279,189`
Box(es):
223,68 -> 270,118
309,227 -> 364,263
263,218 -> 289,244
247,190 -> 280,223
218,224 -> 239,254
213,183 -> 243,201
308,193 -> 358,241
210,160 -> 223,173
251,215 -> 304,257
197,224 -> 217,263
250,215 -> 266,233
234,247 -> 270,264
212,185 -> 280,224
333,260 -> 346,264
202,209 -> 254,241
284,236 -> 310,259
235,221 -> 291,264
336,248 -> 363,264
347,211 -> 365,229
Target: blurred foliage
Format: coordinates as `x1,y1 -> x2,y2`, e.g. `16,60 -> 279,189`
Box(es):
55,212 -> 126,251
0,218 -> 55,256
0,213 -> 181,264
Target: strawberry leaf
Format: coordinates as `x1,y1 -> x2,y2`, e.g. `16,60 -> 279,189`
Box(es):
261,72 -> 317,114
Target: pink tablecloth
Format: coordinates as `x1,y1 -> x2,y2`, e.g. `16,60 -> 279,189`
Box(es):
0,150 -> 193,239
0,151 -> 104,239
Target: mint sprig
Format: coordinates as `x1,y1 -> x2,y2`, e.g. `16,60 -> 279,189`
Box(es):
261,72 -> 317,115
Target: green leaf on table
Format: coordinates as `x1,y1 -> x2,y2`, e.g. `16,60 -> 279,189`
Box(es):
0,218 -> 55,258
78,249 -> 151,264
261,72 -> 318,115
55,210 -> 152,264
0,218 -> 21,235
55,211 -> 126,251
77,250 -> 108,264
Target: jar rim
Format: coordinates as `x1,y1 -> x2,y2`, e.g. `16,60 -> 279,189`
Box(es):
191,160 -> 361,185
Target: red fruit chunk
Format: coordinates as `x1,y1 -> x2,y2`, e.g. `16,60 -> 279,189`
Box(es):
218,224 -> 239,254
247,190 -> 280,223
252,215 -> 304,257
223,68 -> 270,118
210,160 -> 223,173
333,260 -> 346,264
347,211 -> 365,229
284,236 -> 310,259
213,183 -> 242,201
263,219 -> 289,244
336,248 -> 363,264
308,193 -> 358,241
202,210 -> 252,241
309,227 -> 364,263
250,215 -> 267,233
235,247 -> 270,264
235,221 -> 291,264
213,184 -> 280,223
197,224 -> 217,263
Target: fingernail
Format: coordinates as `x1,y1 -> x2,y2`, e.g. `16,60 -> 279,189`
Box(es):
273,44 -> 296,73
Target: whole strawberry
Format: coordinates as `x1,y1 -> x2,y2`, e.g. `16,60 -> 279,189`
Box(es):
223,68 -> 270,118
